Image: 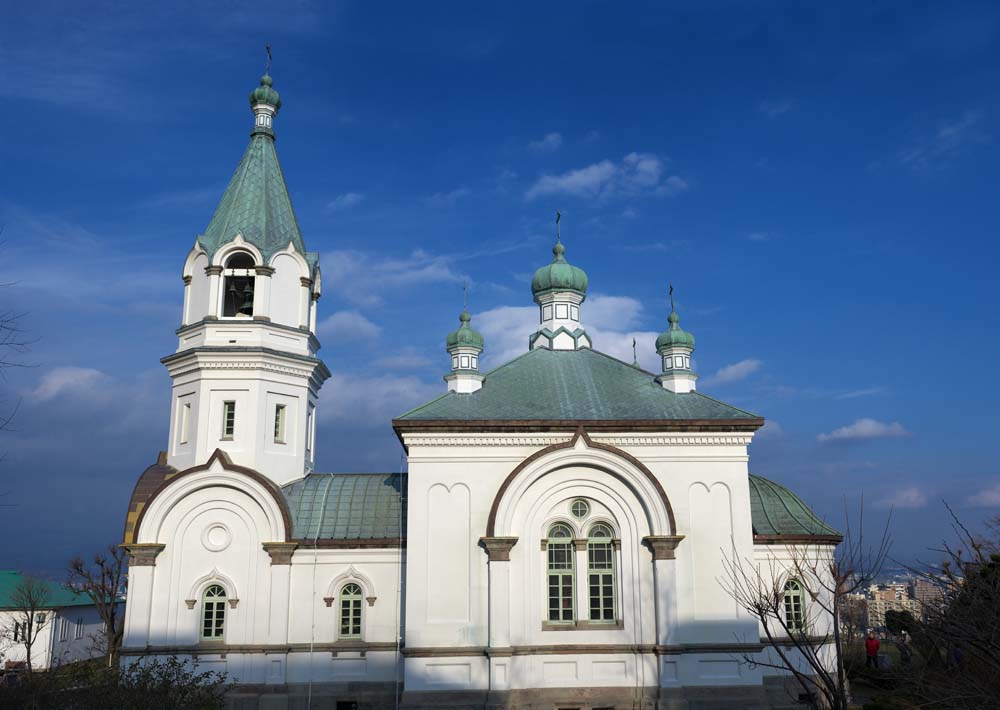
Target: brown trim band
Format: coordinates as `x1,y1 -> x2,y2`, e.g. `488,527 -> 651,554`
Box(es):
485,428 -> 676,537
754,534 -> 842,546
129,449 -> 293,545
120,641 -> 398,656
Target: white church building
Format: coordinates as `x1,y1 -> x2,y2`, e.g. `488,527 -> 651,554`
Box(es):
120,69 -> 841,710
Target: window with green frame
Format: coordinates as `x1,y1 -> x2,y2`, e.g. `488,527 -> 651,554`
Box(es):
783,579 -> 805,631
340,583 -> 363,638
547,523 -> 575,622
201,584 -> 227,640
587,523 -> 616,622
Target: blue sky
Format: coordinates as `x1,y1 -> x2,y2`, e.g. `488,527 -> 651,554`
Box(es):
1,1 -> 999,574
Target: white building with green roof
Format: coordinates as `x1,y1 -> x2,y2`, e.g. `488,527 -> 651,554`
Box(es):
119,66 -> 841,710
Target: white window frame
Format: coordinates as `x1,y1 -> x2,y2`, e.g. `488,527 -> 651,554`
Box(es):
75,617 -> 84,640
339,583 -> 364,640
201,584 -> 227,640
783,579 -> 806,632
221,401 -> 236,440
546,523 -> 575,623
59,617 -> 69,642
587,523 -> 617,623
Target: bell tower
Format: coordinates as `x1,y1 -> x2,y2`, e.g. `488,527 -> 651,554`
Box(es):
163,68 -> 330,485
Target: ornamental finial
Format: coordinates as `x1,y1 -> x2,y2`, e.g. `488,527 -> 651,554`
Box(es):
669,282 -> 675,312
556,210 -> 561,244
264,43 -> 272,75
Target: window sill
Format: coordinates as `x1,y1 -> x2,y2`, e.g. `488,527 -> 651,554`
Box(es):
220,436 -> 234,442
542,620 -> 624,631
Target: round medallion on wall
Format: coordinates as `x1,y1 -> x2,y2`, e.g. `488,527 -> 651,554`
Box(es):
202,523 -> 232,552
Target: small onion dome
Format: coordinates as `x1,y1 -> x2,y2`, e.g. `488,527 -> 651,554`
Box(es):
531,241 -> 589,297
655,310 -> 695,351
249,74 -> 282,111
446,309 -> 484,350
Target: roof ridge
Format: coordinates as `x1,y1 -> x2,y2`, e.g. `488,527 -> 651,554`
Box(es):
579,346 -> 658,378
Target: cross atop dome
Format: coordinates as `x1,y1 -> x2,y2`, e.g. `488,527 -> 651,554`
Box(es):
655,283 -> 698,393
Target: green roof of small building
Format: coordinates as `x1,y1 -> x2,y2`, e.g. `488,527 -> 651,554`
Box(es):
748,475 -> 841,538
446,310 -> 484,350
396,347 -> 760,423
0,571 -> 95,610
198,74 -> 312,265
532,241 -> 589,297
281,473 -> 406,540
656,310 -> 695,351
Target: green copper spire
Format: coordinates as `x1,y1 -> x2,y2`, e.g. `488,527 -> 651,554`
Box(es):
446,308 -> 484,350
197,67 -> 310,264
531,214 -> 588,297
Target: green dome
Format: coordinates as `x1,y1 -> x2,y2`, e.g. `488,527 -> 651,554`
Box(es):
531,241 -> 589,297
655,310 -> 695,351
249,74 -> 281,111
446,309 -> 484,350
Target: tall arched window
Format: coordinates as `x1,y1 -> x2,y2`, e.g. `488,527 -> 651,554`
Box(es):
201,584 -> 227,640
547,523 -> 575,623
339,583 -> 363,639
587,523 -> 616,622
783,579 -> 805,631
222,251 -> 256,317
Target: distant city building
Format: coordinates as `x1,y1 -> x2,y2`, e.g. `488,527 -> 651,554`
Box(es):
911,578 -> 944,606
0,571 -> 119,670
866,598 -> 922,630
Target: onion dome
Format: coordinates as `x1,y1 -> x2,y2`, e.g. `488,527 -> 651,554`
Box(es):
249,74 -> 282,111
656,309 -> 695,351
446,309 -> 484,350
531,240 -> 589,298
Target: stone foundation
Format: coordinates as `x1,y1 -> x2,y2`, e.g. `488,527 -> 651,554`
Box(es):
224,677 -> 810,710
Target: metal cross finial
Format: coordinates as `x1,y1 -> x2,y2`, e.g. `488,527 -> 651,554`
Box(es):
669,282 -> 675,312
556,210 -> 561,243
265,44 -> 272,74
463,281 -> 468,309
632,337 -> 638,365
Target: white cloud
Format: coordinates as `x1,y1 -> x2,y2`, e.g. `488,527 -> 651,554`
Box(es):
878,486 -> 928,509
318,373 -> 440,424
755,420 -> 784,440
374,348 -> 434,370
897,110 -> 982,173
817,418 -> 910,442
748,232 -> 769,242
529,132 -> 562,152
967,484 -> 1000,508
324,249 -> 467,308
701,359 -> 763,387
327,192 -> 364,211
525,153 -> 688,201
32,366 -> 110,402
835,386 -> 885,400
758,99 -> 793,118
316,310 -> 381,341
425,186 -> 470,207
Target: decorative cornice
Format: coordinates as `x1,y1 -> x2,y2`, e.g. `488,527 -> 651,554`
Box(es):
262,542 -> 298,565
122,543 -> 165,566
366,596 -> 377,607
183,275 -> 193,285
299,277 -> 313,288
400,432 -> 756,447
205,265 -> 224,276
254,266 -> 276,276
479,536 -> 518,561
754,534 -> 842,546
572,539 -> 588,551
592,434 -> 754,446
643,535 -> 685,560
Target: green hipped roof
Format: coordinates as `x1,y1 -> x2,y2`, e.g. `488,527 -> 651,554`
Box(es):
397,347 -> 759,422
0,571 -> 94,610
198,92 -> 312,265
748,475 -> 841,538
281,473 -> 405,540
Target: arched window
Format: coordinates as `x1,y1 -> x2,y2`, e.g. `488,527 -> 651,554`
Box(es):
587,523 -> 616,622
222,251 -> 256,317
201,584 -> 227,640
783,579 -> 805,631
339,583 -> 363,639
547,523 -> 575,623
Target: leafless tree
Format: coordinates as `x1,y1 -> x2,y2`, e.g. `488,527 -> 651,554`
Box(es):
902,507 -> 1000,707
67,544 -> 127,667
2,576 -> 52,673
722,504 -> 892,710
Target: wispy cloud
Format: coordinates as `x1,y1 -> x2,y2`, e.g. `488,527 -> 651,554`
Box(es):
136,186 -> 220,210
758,99 -> 793,118
878,486 -> 928,509
897,110 -> 984,173
318,373 -> 440,424
373,348 -> 434,371
525,153 -> 688,201
529,132 -> 562,152
324,249 -> 467,308
425,186 -> 470,207
327,192 -> 365,212
748,232 -> 770,242
817,418 -> 910,442
701,359 -> 763,387
316,310 -> 381,340
834,386 -> 885,400
966,483 -> 1000,507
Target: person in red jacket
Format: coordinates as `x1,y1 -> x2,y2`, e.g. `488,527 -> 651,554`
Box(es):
865,631 -> 881,669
